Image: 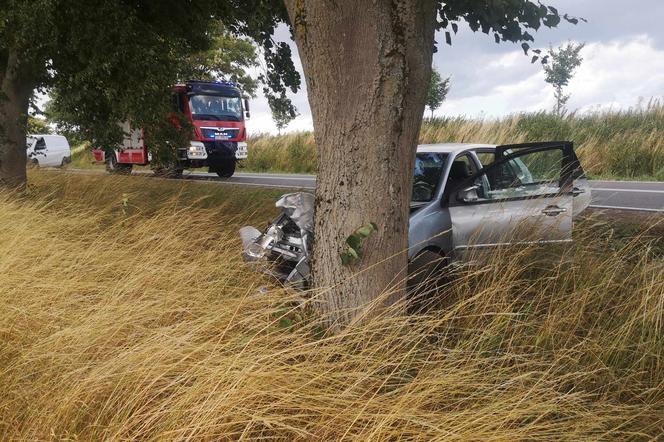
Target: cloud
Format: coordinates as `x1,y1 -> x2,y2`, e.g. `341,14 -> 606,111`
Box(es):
437,35 -> 664,118
246,2 -> 664,134
568,35 -> 664,112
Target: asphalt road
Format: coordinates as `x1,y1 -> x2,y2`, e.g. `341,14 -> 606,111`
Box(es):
180,171 -> 664,213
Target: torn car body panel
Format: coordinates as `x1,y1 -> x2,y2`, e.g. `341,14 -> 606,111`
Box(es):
241,193 -> 313,288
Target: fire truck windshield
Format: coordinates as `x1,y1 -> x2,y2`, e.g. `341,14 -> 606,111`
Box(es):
189,95 -> 243,122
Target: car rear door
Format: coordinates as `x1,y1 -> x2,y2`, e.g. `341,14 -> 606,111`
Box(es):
447,142 -> 575,260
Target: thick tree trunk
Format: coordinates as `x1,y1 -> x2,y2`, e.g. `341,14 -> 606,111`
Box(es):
284,0 -> 437,326
0,50 -> 32,189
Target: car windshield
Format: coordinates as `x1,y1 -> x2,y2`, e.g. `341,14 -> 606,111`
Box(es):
189,95 -> 242,122
412,153 -> 448,202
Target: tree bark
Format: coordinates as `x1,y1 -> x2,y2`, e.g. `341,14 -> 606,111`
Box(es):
284,0 -> 437,327
0,49 -> 33,189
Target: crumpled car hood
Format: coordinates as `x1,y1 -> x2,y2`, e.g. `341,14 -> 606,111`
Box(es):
275,192 -> 315,233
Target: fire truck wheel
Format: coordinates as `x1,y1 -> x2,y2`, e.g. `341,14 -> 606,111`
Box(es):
106,153 -> 132,175
215,161 -> 236,178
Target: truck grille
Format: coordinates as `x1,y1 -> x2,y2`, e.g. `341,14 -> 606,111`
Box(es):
202,128 -> 240,140
203,141 -> 236,158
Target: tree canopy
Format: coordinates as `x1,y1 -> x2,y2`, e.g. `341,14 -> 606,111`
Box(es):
179,22 -> 261,97
0,0 -> 301,186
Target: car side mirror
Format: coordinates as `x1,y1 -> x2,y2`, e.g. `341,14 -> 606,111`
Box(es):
243,98 -> 250,120
244,111 -> 250,120
456,184 -> 480,203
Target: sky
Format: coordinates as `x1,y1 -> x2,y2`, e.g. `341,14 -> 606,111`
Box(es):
247,0 -> 664,135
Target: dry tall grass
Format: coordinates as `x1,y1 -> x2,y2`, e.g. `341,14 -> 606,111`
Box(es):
246,101 -> 664,180
1,171 -> 663,440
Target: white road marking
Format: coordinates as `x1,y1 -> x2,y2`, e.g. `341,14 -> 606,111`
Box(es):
592,188 -> 664,194
589,205 -> 663,213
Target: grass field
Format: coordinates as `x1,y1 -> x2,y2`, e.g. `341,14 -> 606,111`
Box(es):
245,102 -> 664,180
1,170 -> 662,439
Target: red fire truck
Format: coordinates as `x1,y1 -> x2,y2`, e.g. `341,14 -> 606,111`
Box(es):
92,80 -> 249,178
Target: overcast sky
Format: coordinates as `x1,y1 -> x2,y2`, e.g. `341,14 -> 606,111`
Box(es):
247,0 -> 664,135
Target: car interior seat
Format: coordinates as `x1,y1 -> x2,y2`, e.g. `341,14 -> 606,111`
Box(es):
447,161 -> 471,185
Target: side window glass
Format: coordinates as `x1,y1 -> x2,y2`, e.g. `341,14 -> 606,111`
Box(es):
35,138 -> 46,150
481,148 -> 563,201
446,154 -> 477,188
476,152 -> 494,168
412,153 -> 446,202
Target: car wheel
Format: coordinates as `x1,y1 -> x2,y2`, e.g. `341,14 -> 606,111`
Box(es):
215,161 -> 236,179
28,159 -> 39,168
106,153 -> 132,174
406,250 -> 449,311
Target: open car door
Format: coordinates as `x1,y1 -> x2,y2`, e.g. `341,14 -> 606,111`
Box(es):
448,141 -> 575,260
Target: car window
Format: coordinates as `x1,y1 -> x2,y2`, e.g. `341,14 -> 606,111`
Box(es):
412,153 -> 447,202
34,138 -> 46,150
476,152 -> 495,168
477,148 -> 563,201
445,153 -> 478,191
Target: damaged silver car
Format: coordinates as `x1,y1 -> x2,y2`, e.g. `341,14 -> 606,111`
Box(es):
240,142 -> 591,288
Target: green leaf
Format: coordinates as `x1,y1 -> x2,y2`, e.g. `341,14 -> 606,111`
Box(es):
356,223 -> 375,238
346,233 -> 362,250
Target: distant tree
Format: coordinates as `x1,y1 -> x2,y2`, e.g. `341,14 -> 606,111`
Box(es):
27,117 -> 51,135
543,42 -> 585,116
179,22 -> 260,97
425,69 -> 450,118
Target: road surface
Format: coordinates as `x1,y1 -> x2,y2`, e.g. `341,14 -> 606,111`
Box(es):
181,171 -> 664,213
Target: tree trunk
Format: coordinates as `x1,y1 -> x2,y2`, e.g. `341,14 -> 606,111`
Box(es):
284,0 -> 437,327
0,50 -> 32,189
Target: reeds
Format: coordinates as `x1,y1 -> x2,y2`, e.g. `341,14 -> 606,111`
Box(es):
0,171 -> 662,440
247,100 -> 664,180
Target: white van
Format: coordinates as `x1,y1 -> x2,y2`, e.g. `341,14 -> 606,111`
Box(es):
26,135 -> 71,167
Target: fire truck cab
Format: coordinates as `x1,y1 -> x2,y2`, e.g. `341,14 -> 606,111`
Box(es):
92,80 -> 249,178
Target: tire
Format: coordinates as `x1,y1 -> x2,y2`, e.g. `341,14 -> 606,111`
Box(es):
60,156 -> 71,168
28,159 -> 39,168
406,250 -> 449,312
106,152 -> 132,174
214,160 -> 236,178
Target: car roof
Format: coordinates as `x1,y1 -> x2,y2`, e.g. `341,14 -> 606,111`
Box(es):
416,142 -> 496,155
28,134 -> 67,140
